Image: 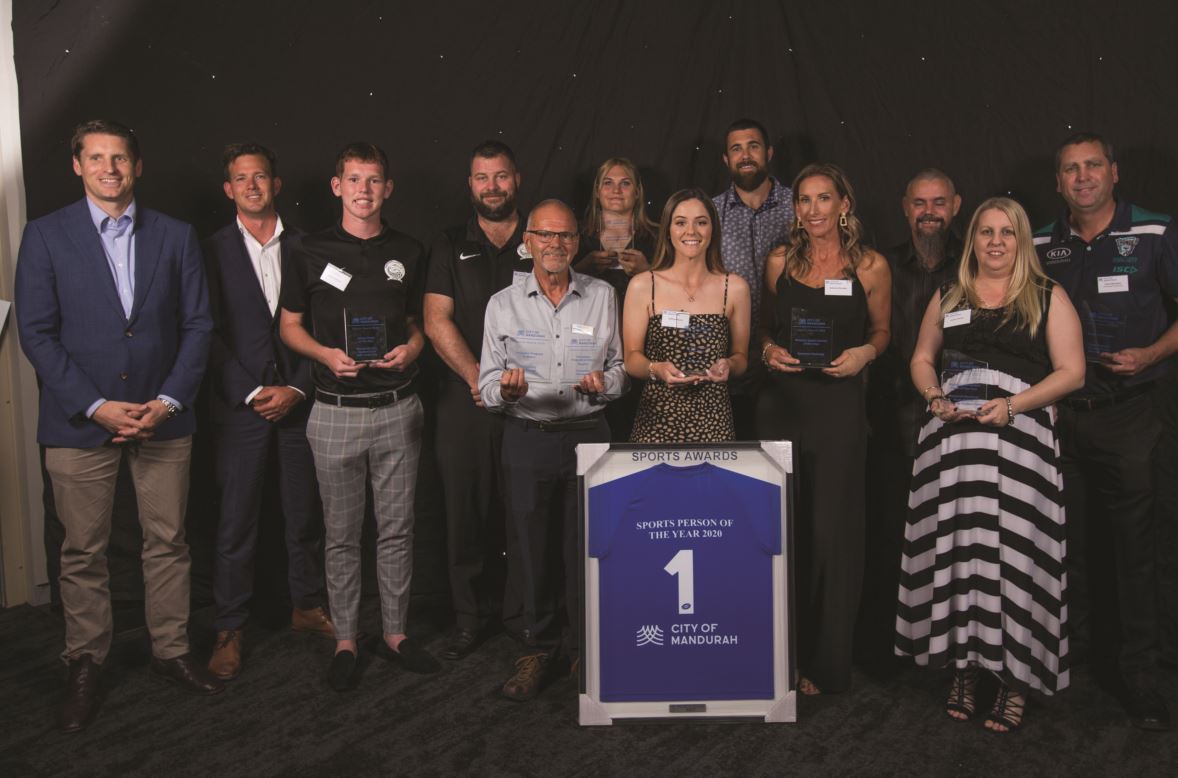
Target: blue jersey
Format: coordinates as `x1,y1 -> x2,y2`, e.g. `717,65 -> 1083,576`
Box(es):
588,462 -> 781,701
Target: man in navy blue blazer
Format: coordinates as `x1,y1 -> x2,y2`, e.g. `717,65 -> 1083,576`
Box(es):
15,119 -> 222,733
203,143 -> 332,681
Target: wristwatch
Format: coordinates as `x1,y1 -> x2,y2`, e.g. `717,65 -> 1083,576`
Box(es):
159,398 -> 180,419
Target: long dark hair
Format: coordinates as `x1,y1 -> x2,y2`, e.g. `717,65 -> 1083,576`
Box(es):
651,189 -> 724,273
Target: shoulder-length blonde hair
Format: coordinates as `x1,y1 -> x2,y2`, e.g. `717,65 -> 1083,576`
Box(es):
583,157 -> 658,241
650,189 -> 725,274
782,163 -> 867,279
941,196 -> 1051,336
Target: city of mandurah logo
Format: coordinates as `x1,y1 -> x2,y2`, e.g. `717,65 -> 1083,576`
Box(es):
384,259 -> 406,281
1116,236 -> 1139,257
635,622 -> 738,647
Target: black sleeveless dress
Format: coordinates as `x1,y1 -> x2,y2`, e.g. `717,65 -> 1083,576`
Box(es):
756,270 -> 869,693
896,282 -> 1068,694
630,273 -> 735,443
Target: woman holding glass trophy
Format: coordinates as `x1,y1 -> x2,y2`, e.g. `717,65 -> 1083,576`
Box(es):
757,163 -> 891,696
622,188 -> 750,443
578,158 -> 660,438
895,197 -> 1084,732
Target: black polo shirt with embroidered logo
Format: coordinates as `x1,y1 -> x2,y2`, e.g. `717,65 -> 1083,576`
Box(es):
280,222 -> 426,394
424,214 -> 531,385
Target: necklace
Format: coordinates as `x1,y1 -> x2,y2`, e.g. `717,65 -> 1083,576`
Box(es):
673,272 -> 703,302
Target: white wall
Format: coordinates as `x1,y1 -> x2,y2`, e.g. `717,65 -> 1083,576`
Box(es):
0,0 -> 49,607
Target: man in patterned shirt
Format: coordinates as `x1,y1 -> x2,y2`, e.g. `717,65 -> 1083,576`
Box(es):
712,118 -> 794,438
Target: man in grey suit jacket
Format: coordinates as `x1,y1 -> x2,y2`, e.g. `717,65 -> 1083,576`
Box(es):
15,119 -> 222,733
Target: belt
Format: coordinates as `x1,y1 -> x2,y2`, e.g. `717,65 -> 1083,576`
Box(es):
315,384 -> 416,408
510,413 -> 603,432
1059,381 -> 1153,412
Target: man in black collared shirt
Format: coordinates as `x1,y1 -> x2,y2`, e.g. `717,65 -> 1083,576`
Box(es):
860,169 -> 962,667
1035,132 -> 1178,731
280,142 -> 438,691
424,140 -> 530,660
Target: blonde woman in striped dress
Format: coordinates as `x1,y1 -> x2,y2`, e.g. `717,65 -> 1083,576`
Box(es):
895,197 -> 1085,732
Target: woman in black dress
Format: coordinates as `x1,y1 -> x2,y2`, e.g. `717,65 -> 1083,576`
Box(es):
623,189 -> 751,443
576,157 -> 659,438
758,163 -> 891,694
896,197 -> 1084,732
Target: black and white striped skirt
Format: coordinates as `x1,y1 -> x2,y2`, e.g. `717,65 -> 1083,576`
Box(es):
894,370 -> 1069,694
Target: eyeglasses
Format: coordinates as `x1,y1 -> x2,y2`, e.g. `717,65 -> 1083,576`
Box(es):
525,230 -> 579,243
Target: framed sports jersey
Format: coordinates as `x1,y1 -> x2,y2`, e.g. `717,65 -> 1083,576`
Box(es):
578,441 -> 795,725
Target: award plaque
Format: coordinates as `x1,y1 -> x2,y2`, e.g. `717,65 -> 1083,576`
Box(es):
1079,300 -> 1125,365
564,334 -> 603,382
789,308 -> 835,369
941,349 -> 990,413
343,309 -> 388,363
507,330 -> 551,383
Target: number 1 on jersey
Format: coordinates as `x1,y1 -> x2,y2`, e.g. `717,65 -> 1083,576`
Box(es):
664,549 -> 695,614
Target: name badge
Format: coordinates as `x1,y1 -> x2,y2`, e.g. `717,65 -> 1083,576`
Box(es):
943,309 -> 972,328
661,310 -> 690,329
513,270 -> 531,286
1097,275 -> 1129,294
320,263 -> 352,291
572,323 -> 595,336
825,279 -> 853,296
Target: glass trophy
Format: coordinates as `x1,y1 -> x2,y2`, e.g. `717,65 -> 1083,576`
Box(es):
1079,300 -> 1126,366
507,332 -> 551,383
343,309 -> 388,363
563,334 -> 602,382
790,308 -> 835,369
940,349 -> 990,413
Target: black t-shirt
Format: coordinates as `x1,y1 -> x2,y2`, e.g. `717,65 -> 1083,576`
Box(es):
424,214 -> 531,383
574,229 -> 658,304
868,235 -> 962,454
280,222 -> 426,394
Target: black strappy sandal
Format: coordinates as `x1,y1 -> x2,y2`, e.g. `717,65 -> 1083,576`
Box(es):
946,666 -> 978,721
984,683 -> 1026,733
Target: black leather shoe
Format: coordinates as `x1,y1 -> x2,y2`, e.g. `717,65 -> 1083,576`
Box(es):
150,654 -> 225,695
1127,688 -> 1171,731
439,628 -> 484,661
328,650 -> 359,692
370,636 -> 441,674
58,655 -> 101,733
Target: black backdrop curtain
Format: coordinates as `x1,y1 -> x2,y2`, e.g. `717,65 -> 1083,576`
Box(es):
12,0 -> 1178,603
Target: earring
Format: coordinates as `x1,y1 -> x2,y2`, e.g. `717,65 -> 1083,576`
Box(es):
839,212 -> 849,228
796,217 -> 804,230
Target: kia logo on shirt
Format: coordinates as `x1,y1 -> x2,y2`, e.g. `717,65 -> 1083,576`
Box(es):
1045,247 -> 1072,260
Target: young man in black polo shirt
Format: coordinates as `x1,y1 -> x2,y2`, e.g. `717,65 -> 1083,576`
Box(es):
279,142 -> 439,690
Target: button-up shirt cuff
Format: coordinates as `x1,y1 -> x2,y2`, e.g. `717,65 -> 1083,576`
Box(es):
85,398 -> 106,419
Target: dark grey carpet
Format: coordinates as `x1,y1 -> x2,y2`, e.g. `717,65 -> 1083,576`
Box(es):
1,599 -> 1174,777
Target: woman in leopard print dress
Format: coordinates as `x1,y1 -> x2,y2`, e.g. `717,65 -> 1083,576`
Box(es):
622,189 -> 751,443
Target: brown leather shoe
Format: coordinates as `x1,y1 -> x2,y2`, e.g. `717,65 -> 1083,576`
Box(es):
207,630 -> 243,680
291,606 -> 335,638
58,655 -> 101,733
501,651 -> 556,702
151,653 -> 225,695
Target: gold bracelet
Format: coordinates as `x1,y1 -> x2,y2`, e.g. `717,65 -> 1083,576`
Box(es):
761,341 -> 775,367
921,385 -> 942,398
